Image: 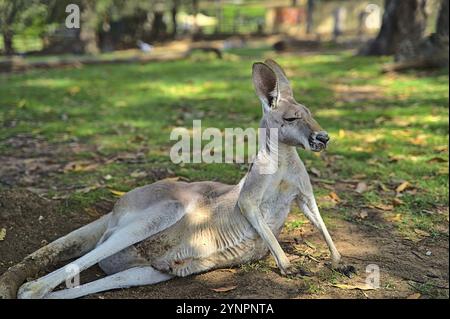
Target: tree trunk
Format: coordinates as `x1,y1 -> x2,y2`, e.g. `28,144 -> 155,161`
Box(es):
80,0 -> 100,54
151,11 -> 166,40
306,0 -> 315,34
435,0 -> 449,39
171,1 -> 179,38
395,0 -> 449,67
381,0 -> 449,72
192,0 -> 199,34
2,29 -> 14,55
360,0 -> 427,56
215,0 -> 223,34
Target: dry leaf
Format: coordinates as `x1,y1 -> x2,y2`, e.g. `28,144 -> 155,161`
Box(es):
329,192 -> 341,203
85,207 -> 101,218
392,198 -> 404,206
427,157 -> 447,163
359,211 -> 369,219
410,136 -> 426,146
64,161 -> 98,172
407,293 -> 421,299
386,213 -> 402,222
374,204 -> 394,211
109,189 -> 126,197
211,285 -> 237,293
377,182 -> 390,192
332,283 -> 376,291
374,117 -> 387,124
414,229 -> 430,237
310,167 -> 321,177
304,240 -> 316,250
433,145 -> 448,152
396,181 -> 410,193
130,170 -> 147,178
0,228 -> 6,241
355,182 -> 368,194
76,185 -> 100,194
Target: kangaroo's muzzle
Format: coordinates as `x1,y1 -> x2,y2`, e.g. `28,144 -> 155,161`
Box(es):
309,131 -> 330,152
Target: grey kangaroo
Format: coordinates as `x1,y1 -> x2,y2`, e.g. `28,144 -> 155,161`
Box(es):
0,59 -> 341,299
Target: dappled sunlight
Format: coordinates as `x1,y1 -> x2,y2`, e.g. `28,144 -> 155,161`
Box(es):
0,50 -> 448,250
135,81 -> 230,99
387,114 -> 448,127
316,109 -> 344,118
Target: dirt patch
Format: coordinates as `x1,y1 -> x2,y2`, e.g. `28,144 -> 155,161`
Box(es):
0,189 -> 97,273
0,188 -> 447,299
0,134 -> 96,191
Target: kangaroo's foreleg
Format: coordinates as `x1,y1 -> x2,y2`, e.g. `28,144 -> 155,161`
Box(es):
0,213 -> 111,299
297,196 -> 341,265
45,266 -> 173,299
238,200 -> 291,275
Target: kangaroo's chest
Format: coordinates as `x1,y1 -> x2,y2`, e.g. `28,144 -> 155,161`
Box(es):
260,177 -> 299,233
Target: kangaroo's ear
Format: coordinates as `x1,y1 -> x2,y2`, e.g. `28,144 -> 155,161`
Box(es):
264,59 -> 293,98
252,62 -> 280,112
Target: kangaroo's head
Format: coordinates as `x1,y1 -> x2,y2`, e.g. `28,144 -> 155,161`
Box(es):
252,59 -> 329,152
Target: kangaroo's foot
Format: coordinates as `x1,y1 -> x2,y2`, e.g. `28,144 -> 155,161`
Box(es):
18,279 -> 52,299
326,256 -> 357,279
334,263 -> 357,278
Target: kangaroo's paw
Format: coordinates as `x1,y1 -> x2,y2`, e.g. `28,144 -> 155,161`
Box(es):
326,260 -> 357,278
334,264 -> 357,278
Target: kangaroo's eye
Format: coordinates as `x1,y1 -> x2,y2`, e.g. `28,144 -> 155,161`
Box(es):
283,117 -> 299,122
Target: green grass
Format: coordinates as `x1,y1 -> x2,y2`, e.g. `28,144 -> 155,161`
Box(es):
0,35 -> 44,53
0,48 -> 448,238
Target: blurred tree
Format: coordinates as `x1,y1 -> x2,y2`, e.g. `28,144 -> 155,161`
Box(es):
0,0 -> 34,55
306,0 -> 315,34
80,0 -> 100,54
150,1 -> 167,41
360,0 -> 427,56
214,0 -> 223,34
388,0 -> 448,70
192,0 -> 199,34
171,0 -> 180,38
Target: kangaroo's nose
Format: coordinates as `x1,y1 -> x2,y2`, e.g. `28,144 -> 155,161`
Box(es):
316,131 -> 330,144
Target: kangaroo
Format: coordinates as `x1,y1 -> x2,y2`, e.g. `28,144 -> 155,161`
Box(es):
0,59 -> 341,299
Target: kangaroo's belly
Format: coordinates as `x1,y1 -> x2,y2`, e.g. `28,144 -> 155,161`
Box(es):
133,207 -> 268,277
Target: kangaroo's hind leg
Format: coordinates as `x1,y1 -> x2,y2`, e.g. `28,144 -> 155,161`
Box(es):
45,266 -> 173,299
17,200 -> 185,299
0,213 -> 111,299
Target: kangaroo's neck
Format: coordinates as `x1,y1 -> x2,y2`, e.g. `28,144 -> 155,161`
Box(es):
237,137 -> 298,189
259,126 -> 298,168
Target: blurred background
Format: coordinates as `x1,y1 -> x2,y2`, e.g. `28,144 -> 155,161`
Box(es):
0,0 -> 447,67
